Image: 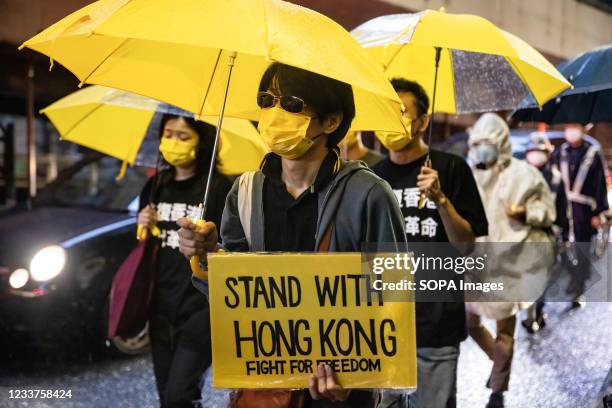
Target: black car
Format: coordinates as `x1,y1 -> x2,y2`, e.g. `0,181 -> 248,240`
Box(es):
0,153 -> 151,356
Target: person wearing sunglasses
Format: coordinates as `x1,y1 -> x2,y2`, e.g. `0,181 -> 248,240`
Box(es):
176,62 -> 407,407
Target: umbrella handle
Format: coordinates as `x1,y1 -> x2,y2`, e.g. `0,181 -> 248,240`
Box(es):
137,224 -> 148,241
189,219 -> 209,281
136,223 -> 161,241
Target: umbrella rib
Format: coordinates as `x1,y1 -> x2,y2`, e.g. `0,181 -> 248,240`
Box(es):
505,56 -> 539,107
383,42 -> 409,72
79,37 -> 130,86
382,16 -> 425,71
197,49 -> 223,118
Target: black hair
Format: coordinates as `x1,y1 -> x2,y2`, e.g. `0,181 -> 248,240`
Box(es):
390,78 -> 430,117
258,63 -> 355,147
158,113 -> 220,180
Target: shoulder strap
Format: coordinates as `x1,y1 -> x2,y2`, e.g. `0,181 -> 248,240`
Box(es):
560,145 -> 599,211
571,145 -> 598,196
237,171 -> 256,248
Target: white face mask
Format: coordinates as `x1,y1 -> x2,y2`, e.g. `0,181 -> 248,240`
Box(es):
471,143 -> 498,168
565,127 -> 583,144
525,150 -> 549,168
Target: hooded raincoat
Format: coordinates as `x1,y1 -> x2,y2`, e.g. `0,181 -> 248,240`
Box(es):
466,113 -> 556,320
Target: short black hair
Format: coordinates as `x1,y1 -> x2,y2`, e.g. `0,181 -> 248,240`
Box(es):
390,78 -> 429,117
159,113 -> 220,177
259,63 -> 355,147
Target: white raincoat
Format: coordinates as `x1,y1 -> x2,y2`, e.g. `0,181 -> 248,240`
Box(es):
466,113 -> 556,320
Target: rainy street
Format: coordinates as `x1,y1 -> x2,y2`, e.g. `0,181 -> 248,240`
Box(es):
2,1 -> 612,408
0,301 -> 610,408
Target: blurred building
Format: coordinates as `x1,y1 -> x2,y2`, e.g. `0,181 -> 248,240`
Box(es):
378,0 -> 612,60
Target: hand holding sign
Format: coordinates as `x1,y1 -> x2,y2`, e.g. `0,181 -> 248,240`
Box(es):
308,364 -> 350,402
208,253 -> 417,390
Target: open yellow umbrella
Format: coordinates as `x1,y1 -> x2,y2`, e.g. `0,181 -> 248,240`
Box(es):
20,0 -> 405,134
352,9 -> 571,209
351,10 -> 571,115
41,85 -> 268,176
22,0 -> 408,278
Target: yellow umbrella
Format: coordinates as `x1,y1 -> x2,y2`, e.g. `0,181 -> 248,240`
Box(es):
41,85 -> 268,176
351,10 -> 571,114
22,0 -> 409,278
352,9 -> 570,210
20,0 -> 405,134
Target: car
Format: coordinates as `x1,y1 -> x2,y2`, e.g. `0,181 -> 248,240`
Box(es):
0,152 -> 151,356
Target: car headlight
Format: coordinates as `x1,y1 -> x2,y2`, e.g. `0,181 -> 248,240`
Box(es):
9,268 -> 29,289
30,246 -> 66,282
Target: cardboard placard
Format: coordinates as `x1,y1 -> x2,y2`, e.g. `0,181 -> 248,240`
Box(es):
208,253 -> 416,389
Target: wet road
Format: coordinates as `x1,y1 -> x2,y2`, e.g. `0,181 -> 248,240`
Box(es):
1,301 -> 610,407
458,302 -> 612,408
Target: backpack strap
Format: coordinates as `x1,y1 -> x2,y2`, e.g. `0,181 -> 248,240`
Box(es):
237,171 -> 256,248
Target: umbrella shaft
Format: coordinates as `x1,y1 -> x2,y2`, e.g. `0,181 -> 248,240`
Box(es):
425,47 -> 442,161
200,51 -> 237,218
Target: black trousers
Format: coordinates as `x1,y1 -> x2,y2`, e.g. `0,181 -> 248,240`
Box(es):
562,242 -> 592,297
150,314 -> 212,408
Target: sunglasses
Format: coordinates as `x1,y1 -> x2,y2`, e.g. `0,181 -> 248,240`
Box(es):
256,91 -> 308,114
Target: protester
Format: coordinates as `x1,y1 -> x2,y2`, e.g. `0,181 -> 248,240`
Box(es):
467,113 -> 556,408
521,131 -> 562,332
177,62 -> 407,407
338,130 -> 383,167
137,114 -> 232,407
372,78 -> 488,408
553,123 -> 610,308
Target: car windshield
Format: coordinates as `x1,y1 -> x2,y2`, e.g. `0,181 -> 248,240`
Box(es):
36,155 -> 149,212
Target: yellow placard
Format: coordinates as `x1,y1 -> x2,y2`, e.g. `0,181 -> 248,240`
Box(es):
208,253 -> 417,389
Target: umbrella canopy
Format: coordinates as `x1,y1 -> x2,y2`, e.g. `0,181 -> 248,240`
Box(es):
21,0 -> 406,134
512,44 -> 612,124
351,10 -> 571,114
23,0 -> 411,278
41,85 -> 268,175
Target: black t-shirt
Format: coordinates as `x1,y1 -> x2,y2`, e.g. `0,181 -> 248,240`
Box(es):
139,170 -> 231,349
373,150 -> 488,347
373,150 -> 488,241
262,152 -> 336,252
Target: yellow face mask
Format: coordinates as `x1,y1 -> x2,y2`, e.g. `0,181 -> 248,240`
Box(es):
375,117 -> 413,151
258,106 -> 314,159
159,137 -> 198,167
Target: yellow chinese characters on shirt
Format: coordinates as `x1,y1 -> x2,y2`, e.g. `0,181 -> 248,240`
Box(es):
208,253 -> 417,389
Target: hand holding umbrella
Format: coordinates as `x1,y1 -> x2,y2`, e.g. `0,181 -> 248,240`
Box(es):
352,9 -> 569,209
417,160 -> 446,206
23,0 -> 408,281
